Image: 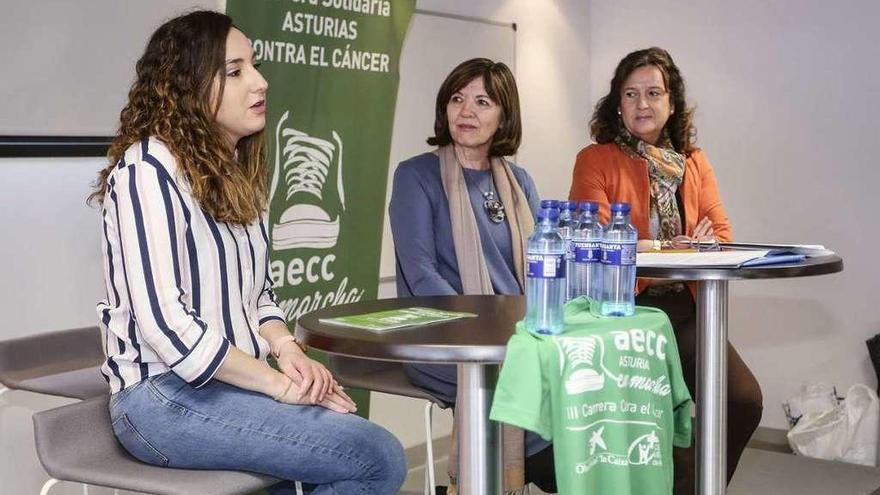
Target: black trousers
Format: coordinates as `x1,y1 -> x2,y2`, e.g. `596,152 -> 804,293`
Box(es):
636,288 -> 764,494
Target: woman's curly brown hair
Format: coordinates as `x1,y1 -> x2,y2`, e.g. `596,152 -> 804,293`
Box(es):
590,47 -> 697,155
88,10 -> 267,225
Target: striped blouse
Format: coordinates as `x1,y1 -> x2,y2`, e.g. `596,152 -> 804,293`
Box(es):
96,138 -> 285,393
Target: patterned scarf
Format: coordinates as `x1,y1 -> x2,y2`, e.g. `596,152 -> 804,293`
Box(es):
615,129 -> 685,241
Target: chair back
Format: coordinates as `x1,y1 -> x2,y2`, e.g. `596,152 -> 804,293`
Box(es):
0,326 -> 103,377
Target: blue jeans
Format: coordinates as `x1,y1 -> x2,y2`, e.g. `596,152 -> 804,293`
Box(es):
109,372 -> 406,495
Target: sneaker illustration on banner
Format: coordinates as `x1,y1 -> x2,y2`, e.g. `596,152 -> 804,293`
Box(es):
555,336 -> 618,395
269,110 -> 345,250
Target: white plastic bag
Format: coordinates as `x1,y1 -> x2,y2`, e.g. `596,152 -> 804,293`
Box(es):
786,384 -> 879,466
782,382 -> 839,427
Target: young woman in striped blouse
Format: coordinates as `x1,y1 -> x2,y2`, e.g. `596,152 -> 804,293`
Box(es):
88,11 -> 405,494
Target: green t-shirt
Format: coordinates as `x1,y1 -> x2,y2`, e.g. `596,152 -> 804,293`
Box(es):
490,297 -> 692,495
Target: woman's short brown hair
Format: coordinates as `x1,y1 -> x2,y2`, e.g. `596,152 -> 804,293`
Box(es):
427,58 -> 522,157
590,47 -> 696,155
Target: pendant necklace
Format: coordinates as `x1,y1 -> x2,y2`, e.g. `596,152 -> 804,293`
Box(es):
474,173 -> 506,224
456,147 -> 506,224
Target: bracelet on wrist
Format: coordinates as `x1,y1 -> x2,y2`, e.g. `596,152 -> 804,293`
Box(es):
271,334 -> 309,358
272,376 -> 294,401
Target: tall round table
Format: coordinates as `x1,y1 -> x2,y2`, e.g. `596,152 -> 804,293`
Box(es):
296,295 -> 523,494
296,255 -> 843,495
637,254 -> 843,495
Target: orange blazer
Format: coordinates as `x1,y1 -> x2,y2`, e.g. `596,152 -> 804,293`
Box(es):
569,142 -> 733,294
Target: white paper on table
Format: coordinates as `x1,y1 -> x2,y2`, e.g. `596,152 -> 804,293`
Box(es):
720,243 -> 835,257
636,250 -> 771,268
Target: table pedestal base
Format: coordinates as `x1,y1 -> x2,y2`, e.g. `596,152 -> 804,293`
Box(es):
697,280 -> 728,495
458,363 -> 502,494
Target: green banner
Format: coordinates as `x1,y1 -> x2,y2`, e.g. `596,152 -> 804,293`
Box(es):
227,0 -> 415,414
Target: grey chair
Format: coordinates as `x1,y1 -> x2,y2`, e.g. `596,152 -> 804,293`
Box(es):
328,354 -> 447,495
33,394 -> 286,495
0,326 -> 108,400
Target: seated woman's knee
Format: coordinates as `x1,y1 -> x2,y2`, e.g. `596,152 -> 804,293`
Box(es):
730,378 -> 763,430
364,423 -> 408,485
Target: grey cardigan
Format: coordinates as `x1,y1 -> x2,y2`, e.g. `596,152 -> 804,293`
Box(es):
388,152 -> 541,298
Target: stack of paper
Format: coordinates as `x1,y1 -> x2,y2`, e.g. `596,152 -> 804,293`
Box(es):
719,243 -> 835,257
636,250 -> 772,268
636,243 -> 835,268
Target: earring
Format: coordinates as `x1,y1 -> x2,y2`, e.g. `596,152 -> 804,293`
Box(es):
670,109 -> 675,114
617,109 -> 621,115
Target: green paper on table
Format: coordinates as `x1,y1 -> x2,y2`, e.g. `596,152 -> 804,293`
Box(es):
319,307 -> 477,332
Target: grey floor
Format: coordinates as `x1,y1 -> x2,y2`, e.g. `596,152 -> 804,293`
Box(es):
399,446 -> 880,495
4,389 -> 880,494
728,448 -> 880,495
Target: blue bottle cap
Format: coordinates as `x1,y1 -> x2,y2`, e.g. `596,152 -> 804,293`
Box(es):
559,200 -> 578,211
537,208 -> 559,221
540,199 -> 560,209
579,201 -> 599,213
610,202 -> 631,213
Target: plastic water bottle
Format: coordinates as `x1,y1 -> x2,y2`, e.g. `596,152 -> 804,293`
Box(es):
558,200 -> 578,301
525,200 -> 567,335
569,201 -> 603,301
540,199 -> 559,211
557,200 -> 579,247
600,202 -> 637,317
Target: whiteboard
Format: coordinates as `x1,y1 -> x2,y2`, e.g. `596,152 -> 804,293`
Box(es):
0,0 -> 217,136
380,11 -> 516,279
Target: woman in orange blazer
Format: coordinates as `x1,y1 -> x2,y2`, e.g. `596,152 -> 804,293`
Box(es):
569,47 -> 762,494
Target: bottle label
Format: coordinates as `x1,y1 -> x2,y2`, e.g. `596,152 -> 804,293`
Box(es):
601,241 -> 637,266
527,253 -> 566,278
572,240 -> 601,263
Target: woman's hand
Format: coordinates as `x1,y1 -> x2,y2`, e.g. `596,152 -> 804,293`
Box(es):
213,339 -> 356,413
273,374 -> 358,414
636,239 -> 656,252
668,217 -> 716,249
274,341 -> 336,403
693,217 -> 715,241
669,235 -> 693,249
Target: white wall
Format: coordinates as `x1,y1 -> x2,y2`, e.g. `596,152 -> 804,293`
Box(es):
588,0 -> 880,429
0,158 -> 106,337
412,0 -> 592,201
